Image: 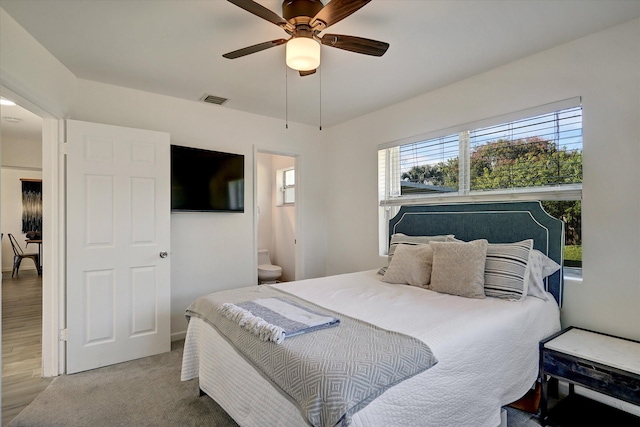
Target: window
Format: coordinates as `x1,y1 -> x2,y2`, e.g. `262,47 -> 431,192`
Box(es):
277,168 -> 295,206
378,99 -> 582,268
468,107 -> 582,192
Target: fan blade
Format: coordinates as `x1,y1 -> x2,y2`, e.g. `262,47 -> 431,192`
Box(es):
223,39 -> 288,59
310,0 -> 371,30
320,34 -> 389,56
299,69 -> 317,77
227,0 -> 290,29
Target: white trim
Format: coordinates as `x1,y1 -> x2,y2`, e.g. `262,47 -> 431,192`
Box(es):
0,77 -> 68,120
380,184 -> 582,206
41,118 -> 64,377
57,119 -> 67,375
458,131 -> 470,195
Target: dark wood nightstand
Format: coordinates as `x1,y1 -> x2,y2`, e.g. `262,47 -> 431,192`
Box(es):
539,327 -> 640,426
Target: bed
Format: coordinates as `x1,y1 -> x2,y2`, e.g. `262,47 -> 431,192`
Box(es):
181,202 -> 564,427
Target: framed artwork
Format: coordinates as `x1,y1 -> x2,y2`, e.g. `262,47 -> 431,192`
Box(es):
21,178 -> 42,236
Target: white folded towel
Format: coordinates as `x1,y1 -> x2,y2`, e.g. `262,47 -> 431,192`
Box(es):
218,297 -> 340,344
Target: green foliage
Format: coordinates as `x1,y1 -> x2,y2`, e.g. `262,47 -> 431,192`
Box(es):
470,137 -> 582,190
564,245 -> 582,262
402,137 -> 581,191
541,200 -> 581,245
401,136 -> 582,246
401,158 -> 459,189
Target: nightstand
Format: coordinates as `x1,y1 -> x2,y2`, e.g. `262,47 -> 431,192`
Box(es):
539,327 -> 640,425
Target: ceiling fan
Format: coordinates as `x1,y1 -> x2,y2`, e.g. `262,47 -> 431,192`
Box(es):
223,0 -> 390,76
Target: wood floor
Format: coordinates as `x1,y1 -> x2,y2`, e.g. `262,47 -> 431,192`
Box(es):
2,270 -> 52,426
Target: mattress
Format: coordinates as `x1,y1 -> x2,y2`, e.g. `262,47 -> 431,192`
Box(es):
181,269 -> 560,427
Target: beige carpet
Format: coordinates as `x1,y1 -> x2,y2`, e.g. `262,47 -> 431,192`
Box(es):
7,346 -> 238,427
9,343 -> 541,427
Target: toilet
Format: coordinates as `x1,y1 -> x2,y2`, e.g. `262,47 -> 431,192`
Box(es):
258,249 -> 282,284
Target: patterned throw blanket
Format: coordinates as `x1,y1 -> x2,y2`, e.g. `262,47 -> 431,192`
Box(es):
186,285 -> 438,427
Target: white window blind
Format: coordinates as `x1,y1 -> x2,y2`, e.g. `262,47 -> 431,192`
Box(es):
379,99 -> 582,206
469,106 -> 582,191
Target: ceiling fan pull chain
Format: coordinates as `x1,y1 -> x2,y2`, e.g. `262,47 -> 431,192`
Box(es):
319,65 -> 322,131
285,63 -> 289,129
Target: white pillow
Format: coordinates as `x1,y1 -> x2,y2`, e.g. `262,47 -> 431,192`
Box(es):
527,249 -> 561,301
484,240 -> 533,301
429,239 -> 488,299
381,243 -> 433,288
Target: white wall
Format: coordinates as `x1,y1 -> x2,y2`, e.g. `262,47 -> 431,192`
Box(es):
1,136 -> 42,170
70,79 -> 327,337
0,5 -> 326,335
1,5 -> 328,339
1,168 -> 42,272
325,18 -> 640,341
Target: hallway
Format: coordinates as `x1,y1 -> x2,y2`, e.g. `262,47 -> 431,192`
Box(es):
2,270 -> 51,426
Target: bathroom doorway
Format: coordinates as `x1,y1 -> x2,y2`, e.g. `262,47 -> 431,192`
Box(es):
256,151 -> 297,283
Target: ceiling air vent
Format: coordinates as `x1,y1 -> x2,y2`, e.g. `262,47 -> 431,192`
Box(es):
200,94 -> 228,105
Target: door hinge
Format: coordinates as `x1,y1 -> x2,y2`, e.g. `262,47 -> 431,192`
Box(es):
59,141 -> 68,155
59,328 -> 68,342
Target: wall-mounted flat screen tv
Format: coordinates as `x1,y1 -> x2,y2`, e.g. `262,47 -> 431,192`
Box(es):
171,145 -> 244,212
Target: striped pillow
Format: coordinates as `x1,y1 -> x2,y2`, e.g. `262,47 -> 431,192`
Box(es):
484,239 -> 533,301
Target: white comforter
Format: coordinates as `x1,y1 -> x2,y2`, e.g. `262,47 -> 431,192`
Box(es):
182,270 -> 560,427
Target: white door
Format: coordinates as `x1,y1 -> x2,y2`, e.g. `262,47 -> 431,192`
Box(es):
66,120 -> 171,374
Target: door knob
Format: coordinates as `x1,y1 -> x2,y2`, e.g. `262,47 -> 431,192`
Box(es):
159,251 -> 168,258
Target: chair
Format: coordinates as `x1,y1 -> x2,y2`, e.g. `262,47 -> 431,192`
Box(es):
8,233 -> 41,277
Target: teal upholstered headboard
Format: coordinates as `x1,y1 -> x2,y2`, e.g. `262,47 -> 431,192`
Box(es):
388,202 -> 564,305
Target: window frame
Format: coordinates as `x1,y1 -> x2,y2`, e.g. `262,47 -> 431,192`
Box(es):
277,167 -> 295,206
378,98 -> 582,270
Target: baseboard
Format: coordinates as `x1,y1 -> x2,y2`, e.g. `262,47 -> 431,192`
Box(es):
171,330 -> 186,342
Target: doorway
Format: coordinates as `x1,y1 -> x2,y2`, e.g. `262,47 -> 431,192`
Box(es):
0,99 -> 50,422
256,152 -> 297,283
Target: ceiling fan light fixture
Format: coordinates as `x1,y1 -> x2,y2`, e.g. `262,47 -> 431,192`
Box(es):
286,37 -> 320,71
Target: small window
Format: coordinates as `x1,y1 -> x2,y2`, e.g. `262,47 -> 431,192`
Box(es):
277,168 -> 295,206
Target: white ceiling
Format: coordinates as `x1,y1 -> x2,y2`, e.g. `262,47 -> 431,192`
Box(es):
1,103 -> 42,144
2,0 -> 640,129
